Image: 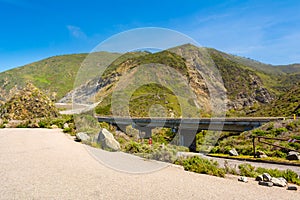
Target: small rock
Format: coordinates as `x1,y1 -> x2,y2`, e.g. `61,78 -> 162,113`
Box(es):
63,123 -> 69,129
255,175 -> 263,181
51,125 -> 59,129
238,176 -> 248,183
263,173 -> 272,182
271,177 -> 287,187
287,186 -> 298,191
286,151 -> 300,161
76,132 -> 90,141
255,151 -> 268,158
229,148 -> 239,156
259,181 -> 273,187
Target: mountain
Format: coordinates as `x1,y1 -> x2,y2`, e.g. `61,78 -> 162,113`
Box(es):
93,44 -> 291,117
0,44 -> 299,117
0,52 -> 120,103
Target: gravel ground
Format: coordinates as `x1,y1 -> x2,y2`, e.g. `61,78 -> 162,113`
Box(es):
0,128 -> 299,200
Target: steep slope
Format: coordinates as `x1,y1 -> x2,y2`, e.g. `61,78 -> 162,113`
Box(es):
95,49 -> 202,117
250,84 -> 300,117
206,48 -> 275,110
170,44 -> 275,110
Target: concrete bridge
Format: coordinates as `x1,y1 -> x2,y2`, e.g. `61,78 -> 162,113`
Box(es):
97,116 -> 285,151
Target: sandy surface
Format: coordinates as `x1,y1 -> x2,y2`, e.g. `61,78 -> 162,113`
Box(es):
0,128 -> 299,200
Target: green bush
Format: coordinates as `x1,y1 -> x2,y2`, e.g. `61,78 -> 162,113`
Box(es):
38,120 -> 48,128
152,128 -> 176,144
271,127 -> 288,136
175,156 -> 225,177
124,141 -> 188,163
252,129 -> 266,136
238,164 -> 258,177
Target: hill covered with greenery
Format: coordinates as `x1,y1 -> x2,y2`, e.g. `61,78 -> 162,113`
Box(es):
1,44 -> 300,118
0,52 -> 120,102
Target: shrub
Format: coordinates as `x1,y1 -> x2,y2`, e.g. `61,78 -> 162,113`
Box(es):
238,164 -> 258,177
271,127 -> 288,136
38,120 -> 48,128
238,164 -> 300,185
175,156 -> 225,177
252,129 -> 265,136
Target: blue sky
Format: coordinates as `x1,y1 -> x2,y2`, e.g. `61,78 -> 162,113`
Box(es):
1,0 -> 300,72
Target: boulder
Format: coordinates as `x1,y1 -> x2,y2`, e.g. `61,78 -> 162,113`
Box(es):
229,148 -> 239,156
287,186 -> 298,191
286,151 -> 300,161
278,177 -> 287,184
262,173 -> 272,182
238,176 -> 248,183
271,177 -> 287,187
259,181 -> 273,187
97,128 -> 120,151
255,175 -> 263,182
76,132 -> 90,141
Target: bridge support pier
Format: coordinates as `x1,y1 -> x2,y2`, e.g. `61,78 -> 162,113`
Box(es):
116,124 -> 127,133
179,130 -> 197,152
137,127 -> 153,139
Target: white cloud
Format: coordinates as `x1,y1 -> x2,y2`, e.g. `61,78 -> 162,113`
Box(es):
67,25 -> 87,39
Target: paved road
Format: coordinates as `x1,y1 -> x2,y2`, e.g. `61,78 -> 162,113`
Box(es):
0,128 -> 299,200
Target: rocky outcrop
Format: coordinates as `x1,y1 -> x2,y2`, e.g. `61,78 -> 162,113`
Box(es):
0,83 -> 59,120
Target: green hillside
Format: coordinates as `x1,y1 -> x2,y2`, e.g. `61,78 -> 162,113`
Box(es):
95,50 -> 200,117
250,84 -> 300,117
0,52 -> 120,102
0,43 -> 299,118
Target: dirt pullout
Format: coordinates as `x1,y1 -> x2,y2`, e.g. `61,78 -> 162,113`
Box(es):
0,128 -> 299,199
